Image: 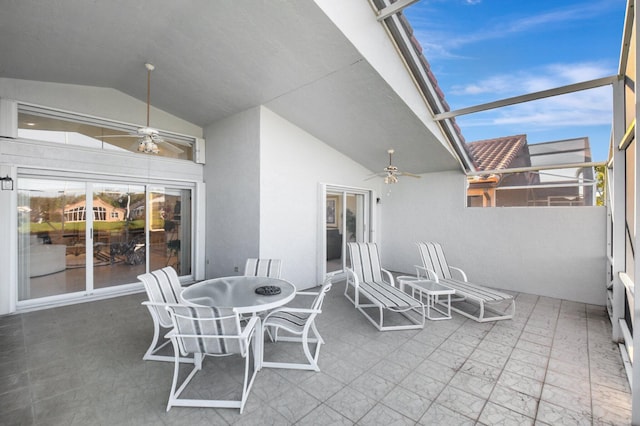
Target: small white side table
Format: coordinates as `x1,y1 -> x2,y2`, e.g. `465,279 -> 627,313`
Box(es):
397,276 -> 456,320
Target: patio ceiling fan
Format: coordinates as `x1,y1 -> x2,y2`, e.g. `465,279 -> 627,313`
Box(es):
366,149 -> 421,184
98,63 -> 188,154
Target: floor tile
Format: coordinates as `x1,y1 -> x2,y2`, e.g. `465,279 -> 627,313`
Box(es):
489,385 -> 539,418
435,385 -> 487,420
267,386 -> 319,423
380,385 -> 432,421
540,383 -> 591,416
357,403 -> 414,426
478,401 -> 535,426
535,400 -> 592,425
325,386 -> 377,422
449,371 -> 495,399
418,402 -> 475,425
497,370 -> 543,398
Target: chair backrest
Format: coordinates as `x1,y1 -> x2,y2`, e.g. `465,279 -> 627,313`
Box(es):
153,266 -> 183,300
138,267 -> 183,327
244,258 -> 282,278
311,279 -> 333,312
347,242 -> 384,283
166,305 -> 244,356
416,242 -> 452,279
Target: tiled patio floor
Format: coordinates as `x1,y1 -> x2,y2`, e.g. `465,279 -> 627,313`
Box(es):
0,281 -> 633,425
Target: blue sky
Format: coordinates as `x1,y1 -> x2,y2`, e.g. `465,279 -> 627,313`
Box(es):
404,0 -> 626,162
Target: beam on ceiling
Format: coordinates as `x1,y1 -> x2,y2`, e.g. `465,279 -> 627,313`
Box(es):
434,75 -> 619,121
466,161 -> 606,176
377,0 -> 420,21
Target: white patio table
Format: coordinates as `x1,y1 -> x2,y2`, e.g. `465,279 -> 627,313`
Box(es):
397,276 -> 456,321
180,276 -> 296,316
180,276 -> 297,369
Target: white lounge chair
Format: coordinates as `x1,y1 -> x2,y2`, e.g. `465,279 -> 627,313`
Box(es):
346,242 -> 425,331
262,278 -> 332,371
165,305 -> 261,413
415,242 -> 515,322
244,258 -> 282,278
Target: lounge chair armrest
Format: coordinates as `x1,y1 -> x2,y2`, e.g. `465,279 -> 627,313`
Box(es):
345,267 -> 360,287
448,266 -> 468,282
381,268 -> 395,287
414,265 -> 439,282
295,291 -> 319,297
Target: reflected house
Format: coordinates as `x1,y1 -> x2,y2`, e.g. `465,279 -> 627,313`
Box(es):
63,198 -> 127,222
467,135 -> 594,207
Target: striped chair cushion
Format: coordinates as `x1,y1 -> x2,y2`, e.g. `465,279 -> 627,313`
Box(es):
440,278 -> 512,303
347,243 -> 384,283
169,305 -> 243,355
139,270 -> 181,327
263,311 -> 312,334
359,280 -> 423,309
244,259 -> 282,278
417,242 -> 453,280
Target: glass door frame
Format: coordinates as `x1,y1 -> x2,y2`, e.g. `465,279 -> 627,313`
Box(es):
15,170 -> 197,310
319,184 -> 375,282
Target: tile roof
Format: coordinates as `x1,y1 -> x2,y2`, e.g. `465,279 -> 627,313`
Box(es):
467,135 -> 527,171
395,11 -> 466,145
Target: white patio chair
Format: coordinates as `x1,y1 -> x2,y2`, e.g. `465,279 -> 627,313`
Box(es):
138,267 -> 190,362
345,242 -> 425,331
244,258 -> 282,278
416,241 -> 515,322
165,305 -> 261,413
261,278 -> 332,371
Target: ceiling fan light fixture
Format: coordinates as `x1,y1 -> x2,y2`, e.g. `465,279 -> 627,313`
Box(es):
384,174 -> 398,184
138,136 -> 159,154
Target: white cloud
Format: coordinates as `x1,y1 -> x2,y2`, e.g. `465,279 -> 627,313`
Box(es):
449,62 -> 614,96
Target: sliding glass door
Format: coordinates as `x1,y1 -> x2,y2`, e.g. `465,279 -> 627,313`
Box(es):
17,177 -> 192,302
325,186 -> 371,277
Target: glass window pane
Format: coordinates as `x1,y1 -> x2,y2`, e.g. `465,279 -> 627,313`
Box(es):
18,112 -> 194,160
17,179 -> 86,300
92,184 -> 147,289
149,187 -> 192,276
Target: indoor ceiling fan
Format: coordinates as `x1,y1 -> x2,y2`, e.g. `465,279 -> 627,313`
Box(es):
98,63 -> 188,154
366,149 -> 421,184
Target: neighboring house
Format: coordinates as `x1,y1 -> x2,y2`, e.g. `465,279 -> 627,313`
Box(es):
527,137 -> 594,206
467,135 -> 594,207
63,198 -> 126,222
466,134 -> 533,207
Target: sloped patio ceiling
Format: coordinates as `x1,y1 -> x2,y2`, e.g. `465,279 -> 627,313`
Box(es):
0,0 -> 460,174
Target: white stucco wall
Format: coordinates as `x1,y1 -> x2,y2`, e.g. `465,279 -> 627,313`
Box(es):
203,108 -> 262,279
259,107 -> 377,289
380,171 -> 607,305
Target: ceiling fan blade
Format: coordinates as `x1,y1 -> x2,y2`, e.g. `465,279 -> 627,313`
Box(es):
98,134 -> 139,139
156,136 -> 193,147
158,140 -> 184,154
364,172 -> 386,181
398,171 -> 421,178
